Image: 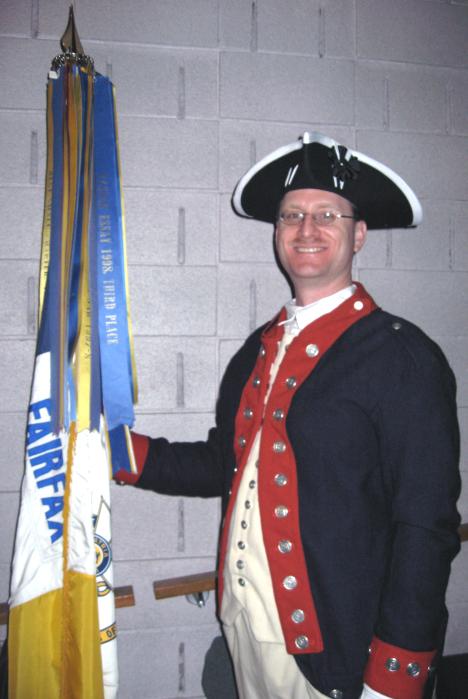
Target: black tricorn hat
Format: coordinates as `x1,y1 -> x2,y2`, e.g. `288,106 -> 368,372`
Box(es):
232,132 -> 422,230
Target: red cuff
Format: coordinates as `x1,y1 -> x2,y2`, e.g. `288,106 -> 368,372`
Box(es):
364,636 -> 436,699
114,431 -> 149,485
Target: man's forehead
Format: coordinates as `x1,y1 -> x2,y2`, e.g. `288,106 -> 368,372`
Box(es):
280,188 -> 354,211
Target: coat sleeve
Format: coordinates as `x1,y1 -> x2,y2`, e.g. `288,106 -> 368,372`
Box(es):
363,325 -> 461,699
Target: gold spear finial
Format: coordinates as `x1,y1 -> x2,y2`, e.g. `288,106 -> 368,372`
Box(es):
60,5 -> 84,55
51,5 -> 94,72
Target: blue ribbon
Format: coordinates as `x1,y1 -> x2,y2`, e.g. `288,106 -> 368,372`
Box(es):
92,75 -> 135,432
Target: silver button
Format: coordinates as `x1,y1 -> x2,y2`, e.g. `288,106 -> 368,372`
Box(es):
273,408 -> 285,420
329,691 -> 343,699
283,575 -> 297,590
278,539 -> 293,553
275,505 -> 289,518
249,480 -> 256,489
305,343 -> 319,357
392,321 -> 402,330
238,578 -> 246,586
244,500 -> 251,509
236,560 -> 244,569
295,635 -> 309,649
291,609 -> 305,624
353,300 -> 364,311
237,541 -> 245,549
228,489 -> 232,495
243,407 -> 253,419
286,376 -> 297,389
274,473 -> 288,487
238,436 -> 246,448
406,662 -> 420,678
273,441 -> 286,453
241,520 -> 248,529
233,467 -> 238,473
259,345 -> 266,357
385,657 -> 400,672
253,376 -> 261,387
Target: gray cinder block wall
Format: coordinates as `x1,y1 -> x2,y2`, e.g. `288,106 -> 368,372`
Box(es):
0,1 -> 467,697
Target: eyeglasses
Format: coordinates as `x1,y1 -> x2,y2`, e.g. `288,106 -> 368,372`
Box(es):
278,210 -> 357,227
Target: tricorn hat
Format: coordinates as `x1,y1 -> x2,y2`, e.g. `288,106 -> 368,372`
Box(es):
232,132 -> 422,230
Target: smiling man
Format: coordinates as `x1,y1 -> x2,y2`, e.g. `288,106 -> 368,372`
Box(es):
117,132 -> 460,699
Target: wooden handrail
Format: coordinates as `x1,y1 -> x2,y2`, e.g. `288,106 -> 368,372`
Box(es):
1,524 -> 467,623
154,571 -> 217,600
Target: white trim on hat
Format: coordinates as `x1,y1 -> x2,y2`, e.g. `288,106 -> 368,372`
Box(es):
232,131 -> 423,226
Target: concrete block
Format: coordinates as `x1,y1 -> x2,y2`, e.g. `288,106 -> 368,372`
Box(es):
358,270 -> 468,338
321,0 -> 356,59
0,564 -> 10,605
220,193 -> 276,263
133,412 -> 215,444
0,38 -> 56,111
256,0 -> 355,59
117,624 -> 219,699
133,336 -> 217,412
119,117 -> 218,189
0,413 -> 27,492
355,62 -> 452,133
0,188 -> 43,259
459,408 -> 467,470
444,603 -> 468,655
111,487 -> 219,560
219,52 -> 354,124
0,491 -> 20,564
450,72 -> 468,135
109,0 -> 218,47
355,229 -> 390,271
0,261 -> 38,336
357,0 -> 468,67
114,557 -> 217,631
124,189 -> 218,267
451,201 -> 468,271
356,131 -> 467,202
219,119 -> 354,193
217,262 -> 291,338
129,266 -> 216,336
218,0 -> 252,48
90,44 -> 218,118
437,337 -> 468,408
0,0 -> 32,36
391,201 -> 451,271
0,339 -> 36,412
0,111 -> 46,186
256,0 -> 321,55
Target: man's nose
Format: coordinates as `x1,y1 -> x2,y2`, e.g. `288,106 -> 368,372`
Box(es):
299,214 -> 321,236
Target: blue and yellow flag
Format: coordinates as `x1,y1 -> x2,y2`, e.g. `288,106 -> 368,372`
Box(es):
7,55 -> 137,699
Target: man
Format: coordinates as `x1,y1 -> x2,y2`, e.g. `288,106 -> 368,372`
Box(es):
116,132 -> 460,699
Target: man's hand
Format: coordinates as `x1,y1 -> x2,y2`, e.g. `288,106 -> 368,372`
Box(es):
113,431 -> 149,485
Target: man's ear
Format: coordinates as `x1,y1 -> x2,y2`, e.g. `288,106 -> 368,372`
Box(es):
353,220 -> 367,253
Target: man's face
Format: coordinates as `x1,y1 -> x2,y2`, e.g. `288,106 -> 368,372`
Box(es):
275,189 -> 367,305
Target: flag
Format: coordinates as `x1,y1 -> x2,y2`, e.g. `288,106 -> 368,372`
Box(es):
7,19 -> 137,699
